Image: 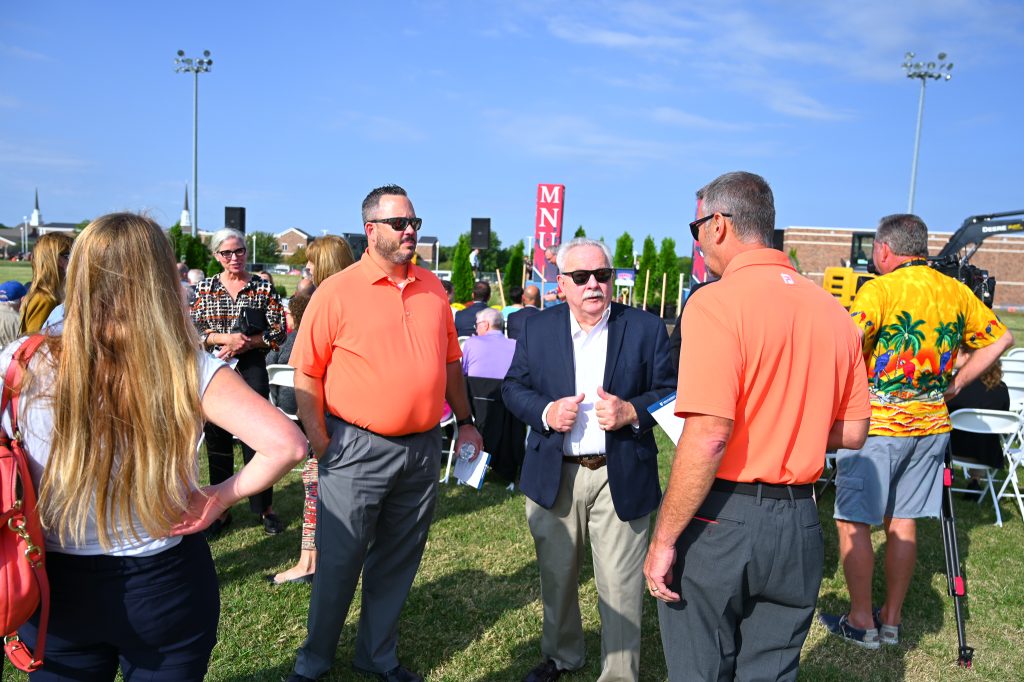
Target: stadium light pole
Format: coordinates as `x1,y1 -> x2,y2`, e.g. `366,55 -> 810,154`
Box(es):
174,49 -> 213,237
903,51 -> 952,214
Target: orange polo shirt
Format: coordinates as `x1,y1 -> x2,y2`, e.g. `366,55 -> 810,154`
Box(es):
290,251 -> 461,436
676,249 -> 871,485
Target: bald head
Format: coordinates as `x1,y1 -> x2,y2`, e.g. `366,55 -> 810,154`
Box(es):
523,285 -> 540,306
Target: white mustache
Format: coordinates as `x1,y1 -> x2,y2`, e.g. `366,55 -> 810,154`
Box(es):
583,290 -> 605,301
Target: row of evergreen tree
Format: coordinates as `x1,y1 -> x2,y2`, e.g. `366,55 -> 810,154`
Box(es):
168,222 -> 693,308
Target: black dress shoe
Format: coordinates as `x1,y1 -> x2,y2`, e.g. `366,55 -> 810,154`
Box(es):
259,512 -> 284,535
286,674 -> 317,682
352,663 -> 423,682
523,659 -> 563,682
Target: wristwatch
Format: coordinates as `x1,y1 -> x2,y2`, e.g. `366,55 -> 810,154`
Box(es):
456,415 -> 475,428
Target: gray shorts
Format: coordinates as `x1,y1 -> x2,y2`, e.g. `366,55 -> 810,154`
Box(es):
833,433 -> 949,525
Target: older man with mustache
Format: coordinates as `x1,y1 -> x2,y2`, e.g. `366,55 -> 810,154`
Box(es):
503,238 -> 675,682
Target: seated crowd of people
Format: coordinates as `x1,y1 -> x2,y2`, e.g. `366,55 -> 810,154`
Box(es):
2,175 -> 1016,682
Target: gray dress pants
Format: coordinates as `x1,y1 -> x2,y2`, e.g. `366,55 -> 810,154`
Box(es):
294,417 -> 441,678
657,488 -> 824,682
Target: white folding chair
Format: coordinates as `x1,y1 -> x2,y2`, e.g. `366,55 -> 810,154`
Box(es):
266,363 -> 299,421
1003,347 -> 1024,360
817,451 -> 838,496
439,402 -> 458,483
999,358 -> 1024,373
1001,369 -> 1024,390
948,408 -> 1023,527
1007,385 -> 1024,414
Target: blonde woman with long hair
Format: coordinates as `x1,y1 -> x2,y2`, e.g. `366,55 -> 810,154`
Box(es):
269,234 -> 354,586
19,232 -> 74,334
4,213 -> 306,680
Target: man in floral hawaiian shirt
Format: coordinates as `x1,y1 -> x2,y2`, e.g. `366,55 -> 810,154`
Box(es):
820,214 -> 1013,649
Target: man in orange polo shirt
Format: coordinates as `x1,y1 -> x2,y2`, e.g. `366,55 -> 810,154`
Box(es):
286,185 -> 482,682
644,171 -> 871,681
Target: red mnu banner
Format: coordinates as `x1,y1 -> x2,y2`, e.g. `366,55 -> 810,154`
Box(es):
533,184 -> 565,282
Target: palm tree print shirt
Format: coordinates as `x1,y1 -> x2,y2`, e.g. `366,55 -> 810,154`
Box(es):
850,263 -> 1007,436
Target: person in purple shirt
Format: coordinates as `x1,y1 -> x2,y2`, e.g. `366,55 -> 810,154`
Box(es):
462,307 -> 517,379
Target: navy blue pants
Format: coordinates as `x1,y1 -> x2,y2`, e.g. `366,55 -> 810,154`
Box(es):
18,533 -> 219,681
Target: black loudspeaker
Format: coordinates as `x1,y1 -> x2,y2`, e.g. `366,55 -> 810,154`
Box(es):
772,229 -> 785,251
225,206 -> 246,233
470,218 -> 490,249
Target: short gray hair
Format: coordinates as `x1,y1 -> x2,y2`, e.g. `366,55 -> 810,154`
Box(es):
476,306 -> 504,330
209,227 -> 246,255
875,214 -> 929,258
556,238 -> 613,272
696,171 -> 775,246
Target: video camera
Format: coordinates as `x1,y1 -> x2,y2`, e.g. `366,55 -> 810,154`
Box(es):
927,256 -> 996,308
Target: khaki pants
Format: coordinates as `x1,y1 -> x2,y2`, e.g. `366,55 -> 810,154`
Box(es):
526,461 -> 649,682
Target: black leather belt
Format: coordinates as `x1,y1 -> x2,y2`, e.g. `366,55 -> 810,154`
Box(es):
562,455 -> 607,470
712,478 -> 813,500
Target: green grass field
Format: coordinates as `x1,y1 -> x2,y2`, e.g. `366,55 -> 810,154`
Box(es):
9,429 -> 1021,682
3,261 -> 1022,680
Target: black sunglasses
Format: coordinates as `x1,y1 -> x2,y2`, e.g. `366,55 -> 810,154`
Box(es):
689,212 -> 732,242
216,247 -> 247,259
562,268 -> 613,285
369,217 -> 423,232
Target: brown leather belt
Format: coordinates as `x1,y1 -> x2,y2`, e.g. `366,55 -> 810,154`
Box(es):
562,455 -> 607,470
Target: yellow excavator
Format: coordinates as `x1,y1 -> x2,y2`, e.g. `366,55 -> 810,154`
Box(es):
822,210 -> 1024,308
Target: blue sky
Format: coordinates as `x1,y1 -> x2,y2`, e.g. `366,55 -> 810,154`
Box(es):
3,1 -> 1022,255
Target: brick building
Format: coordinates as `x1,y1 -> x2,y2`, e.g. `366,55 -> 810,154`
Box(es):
275,227 -> 310,257
783,225 -> 1024,308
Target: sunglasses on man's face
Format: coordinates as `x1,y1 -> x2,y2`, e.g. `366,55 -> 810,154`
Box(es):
689,212 -> 732,242
217,247 -> 247,260
369,217 -> 423,232
562,268 -> 613,285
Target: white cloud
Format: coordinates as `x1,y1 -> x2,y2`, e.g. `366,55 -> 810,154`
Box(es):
650,107 -> 750,131
531,1 -> 1022,119
325,112 -> 426,143
0,43 -> 50,62
546,18 -> 689,51
488,111 -> 670,165
0,140 -> 87,169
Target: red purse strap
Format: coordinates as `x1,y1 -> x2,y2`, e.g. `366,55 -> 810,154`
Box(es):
2,333 -> 49,672
1,334 -> 48,434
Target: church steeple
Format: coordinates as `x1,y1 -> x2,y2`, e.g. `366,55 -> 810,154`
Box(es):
29,188 -> 42,227
180,184 -> 192,229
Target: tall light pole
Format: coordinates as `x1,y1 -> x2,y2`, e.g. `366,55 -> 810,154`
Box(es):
174,49 -> 213,237
903,51 -> 952,214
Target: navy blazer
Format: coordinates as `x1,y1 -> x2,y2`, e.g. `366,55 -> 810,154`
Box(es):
502,302 -> 675,521
506,305 -> 540,340
455,301 -> 489,337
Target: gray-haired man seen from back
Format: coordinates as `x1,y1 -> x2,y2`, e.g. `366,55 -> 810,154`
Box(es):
645,171 -> 871,680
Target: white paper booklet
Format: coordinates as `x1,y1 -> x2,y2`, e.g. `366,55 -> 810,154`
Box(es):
648,392 -> 685,445
454,450 -> 490,489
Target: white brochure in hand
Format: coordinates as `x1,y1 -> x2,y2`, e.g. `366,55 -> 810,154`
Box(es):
454,450 -> 490,489
648,392 -> 685,445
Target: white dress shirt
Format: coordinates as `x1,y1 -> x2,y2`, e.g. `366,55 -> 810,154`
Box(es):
564,307 -> 610,456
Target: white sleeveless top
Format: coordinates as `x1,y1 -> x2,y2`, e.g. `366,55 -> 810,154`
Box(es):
0,336 -> 225,557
